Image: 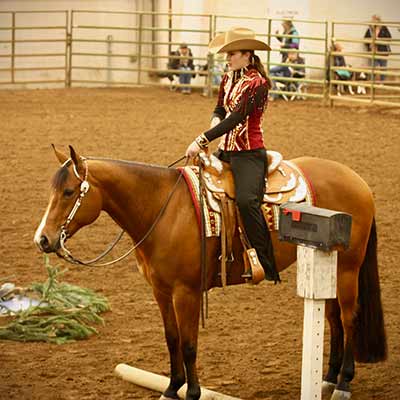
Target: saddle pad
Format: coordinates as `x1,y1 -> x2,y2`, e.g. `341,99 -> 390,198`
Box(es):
178,166 -> 221,237
262,203 -> 281,232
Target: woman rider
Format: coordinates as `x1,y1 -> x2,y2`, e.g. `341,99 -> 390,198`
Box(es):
185,27 -> 280,283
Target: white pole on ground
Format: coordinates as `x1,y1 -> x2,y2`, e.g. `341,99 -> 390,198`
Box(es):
114,363 -> 242,400
297,246 -> 337,400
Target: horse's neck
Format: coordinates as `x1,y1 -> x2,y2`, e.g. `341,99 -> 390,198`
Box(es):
90,160 -> 178,242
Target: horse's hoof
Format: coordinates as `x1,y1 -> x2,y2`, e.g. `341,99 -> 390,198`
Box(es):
159,396 -> 179,400
330,389 -> 352,400
322,381 -> 336,397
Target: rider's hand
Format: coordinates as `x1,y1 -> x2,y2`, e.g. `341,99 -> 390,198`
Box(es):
185,141 -> 201,159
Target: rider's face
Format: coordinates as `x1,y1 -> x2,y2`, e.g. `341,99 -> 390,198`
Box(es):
226,51 -> 251,71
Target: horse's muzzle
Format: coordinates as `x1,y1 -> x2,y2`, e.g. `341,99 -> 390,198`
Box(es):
35,234 -> 61,253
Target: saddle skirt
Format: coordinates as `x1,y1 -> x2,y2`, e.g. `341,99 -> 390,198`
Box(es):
179,151 -> 315,236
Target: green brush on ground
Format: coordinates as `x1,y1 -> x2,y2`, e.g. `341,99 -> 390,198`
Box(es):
0,256 -> 110,344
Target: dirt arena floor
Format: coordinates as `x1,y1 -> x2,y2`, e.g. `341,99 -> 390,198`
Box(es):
0,86 -> 399,400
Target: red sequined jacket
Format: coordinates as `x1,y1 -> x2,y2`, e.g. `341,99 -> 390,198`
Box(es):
203,65 -> 269,151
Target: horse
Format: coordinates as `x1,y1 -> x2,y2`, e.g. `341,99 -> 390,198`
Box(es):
34,145 -> 387,400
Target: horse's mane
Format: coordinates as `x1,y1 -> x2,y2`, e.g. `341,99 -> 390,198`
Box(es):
86,156 -> 167,170
51,157 -> 170,190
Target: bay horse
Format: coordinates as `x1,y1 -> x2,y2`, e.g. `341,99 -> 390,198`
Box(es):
34,146 -> 386,400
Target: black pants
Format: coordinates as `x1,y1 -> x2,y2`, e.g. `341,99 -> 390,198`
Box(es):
217,149 -> 280,282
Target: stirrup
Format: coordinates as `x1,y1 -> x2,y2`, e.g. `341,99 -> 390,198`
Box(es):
242,249 -> 265,285
241,269 -> 252,279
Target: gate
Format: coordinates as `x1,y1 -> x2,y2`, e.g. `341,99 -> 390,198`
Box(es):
0,10 -> 68,88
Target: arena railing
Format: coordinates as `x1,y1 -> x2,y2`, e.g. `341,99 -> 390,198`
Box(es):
69,10 -> 212,91
0,10 -> 68,88
206,15 -> 329,100
265,17 -> 329,101
329,20 -> 400,107
0,9 -> 399,107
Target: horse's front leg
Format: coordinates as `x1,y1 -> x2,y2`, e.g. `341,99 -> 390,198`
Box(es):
173,285 -> 201,400
153,288 -> 186,400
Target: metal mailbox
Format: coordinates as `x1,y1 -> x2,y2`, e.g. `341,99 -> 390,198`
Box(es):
278,202 -> 352,251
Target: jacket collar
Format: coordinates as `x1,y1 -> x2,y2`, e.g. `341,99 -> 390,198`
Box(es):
230,64 -> 256,82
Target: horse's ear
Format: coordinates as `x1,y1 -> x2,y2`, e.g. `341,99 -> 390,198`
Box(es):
69,145 -> 84,175
52,144 -> 68,164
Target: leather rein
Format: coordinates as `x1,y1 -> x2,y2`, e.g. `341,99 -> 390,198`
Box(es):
56,156 -> 186,266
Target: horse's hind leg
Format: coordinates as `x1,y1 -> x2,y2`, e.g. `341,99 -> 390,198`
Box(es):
173,285 -> 201,400
323,299 -> 344,396
153,289 -> 186,400
331,266 -> 359,399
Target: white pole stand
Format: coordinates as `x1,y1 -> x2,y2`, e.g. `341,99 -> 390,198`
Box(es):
297,246 -> 337,400
114,363 -> 241,400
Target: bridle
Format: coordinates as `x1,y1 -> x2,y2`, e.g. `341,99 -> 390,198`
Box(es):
56,155 -> 186,266
58,157 -> 89,256
57,156 -> 113,266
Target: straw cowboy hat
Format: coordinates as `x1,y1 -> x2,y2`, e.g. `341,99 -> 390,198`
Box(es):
208,27 -> 271,54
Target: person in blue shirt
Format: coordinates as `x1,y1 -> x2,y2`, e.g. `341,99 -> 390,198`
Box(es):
275,19 -> 300,62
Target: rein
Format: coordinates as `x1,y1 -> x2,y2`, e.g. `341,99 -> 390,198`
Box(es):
198,161 -> 208,327
56,155 -> 187,266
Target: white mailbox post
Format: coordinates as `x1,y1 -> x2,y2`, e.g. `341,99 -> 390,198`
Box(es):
279,202 -> 351,400
297,246 -> 337,400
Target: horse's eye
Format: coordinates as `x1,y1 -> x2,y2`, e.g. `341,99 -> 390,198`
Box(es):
63,188 -> 75,198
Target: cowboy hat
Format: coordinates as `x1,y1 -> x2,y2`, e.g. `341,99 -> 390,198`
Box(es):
208,27 -> 271,54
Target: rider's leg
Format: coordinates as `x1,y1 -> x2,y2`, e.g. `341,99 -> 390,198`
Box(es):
230,149 -> 280,282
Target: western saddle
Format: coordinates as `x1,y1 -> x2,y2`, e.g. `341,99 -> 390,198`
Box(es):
197,151 -> 308,286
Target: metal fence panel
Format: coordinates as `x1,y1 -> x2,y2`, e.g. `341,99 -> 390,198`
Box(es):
329,20 -> 400,106
0,11 -> 68,88
0,9 -> 398,107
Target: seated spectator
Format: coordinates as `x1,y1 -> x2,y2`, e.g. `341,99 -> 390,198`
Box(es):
275,20 -> 300,62
364,15 -> 392,81
332,42 -> 352,80
167,43 -> 195,94
269,51 -> 305,100
330,42 -> 354,95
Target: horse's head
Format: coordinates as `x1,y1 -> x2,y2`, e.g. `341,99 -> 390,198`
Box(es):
34,145 -> 102,254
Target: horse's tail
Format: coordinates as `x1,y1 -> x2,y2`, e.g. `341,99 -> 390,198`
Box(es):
353,218 -> 388,363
